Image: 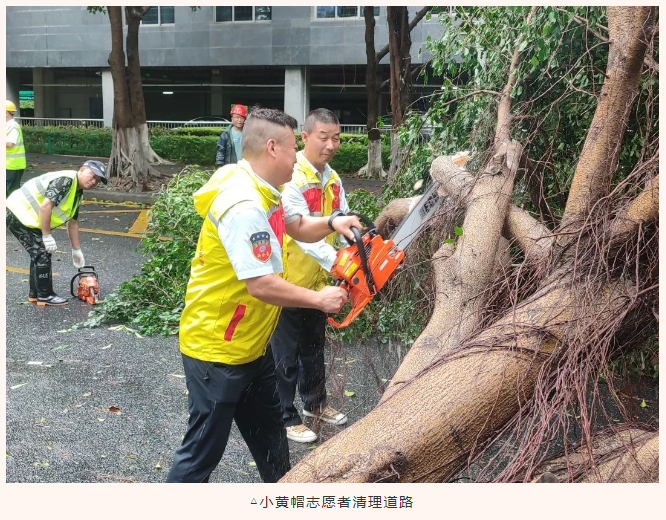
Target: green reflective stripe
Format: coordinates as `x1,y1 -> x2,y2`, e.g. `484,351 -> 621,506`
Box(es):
207,211 -> 219,227
21,185 -> 41,214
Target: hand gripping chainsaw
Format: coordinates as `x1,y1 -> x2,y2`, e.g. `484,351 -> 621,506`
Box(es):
327,171 -> 463,328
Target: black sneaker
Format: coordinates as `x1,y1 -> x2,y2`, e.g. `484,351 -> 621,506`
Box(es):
37,295 -> 69,306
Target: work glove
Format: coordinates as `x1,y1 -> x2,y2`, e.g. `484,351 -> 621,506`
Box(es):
72,248 -> 85,268
42,234 -> 57,254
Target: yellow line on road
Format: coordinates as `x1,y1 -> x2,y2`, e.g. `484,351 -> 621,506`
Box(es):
78,228 -> 143,238
82,209 -> 144,214
128,209 -> 151,235
81,200 -> 151,208
6,267 -> 59,276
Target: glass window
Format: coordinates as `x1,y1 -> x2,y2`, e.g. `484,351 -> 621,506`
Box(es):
316,6 -> 379,19
234,6 -> 253,21
215,6 -> 272,22
142,7 -> 159,24
337,6 -> 358,18
255,6 -> 272,21
215,6 -> 232,22
317,6 -> 336,19
160,6 -> 175,24
142,6 -> 174,25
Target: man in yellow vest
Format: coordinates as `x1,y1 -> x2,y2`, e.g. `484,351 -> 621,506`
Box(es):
6,100 -> 26,196
166,108 -> 361,483
6,160 -> 107,305
270,108 -> 350,443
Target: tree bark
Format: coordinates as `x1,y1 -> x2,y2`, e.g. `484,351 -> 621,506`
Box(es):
560,7 -> 657,231
106,6 -> 168,188
359,7 -> 386,180
281,6 -> 657,484
531,427 -> 658,483
386,7 -> 412,182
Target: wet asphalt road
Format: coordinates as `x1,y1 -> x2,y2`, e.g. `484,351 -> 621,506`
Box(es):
5,197 -> 402,483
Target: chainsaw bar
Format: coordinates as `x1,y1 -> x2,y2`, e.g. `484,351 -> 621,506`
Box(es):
389,181 -> 444,252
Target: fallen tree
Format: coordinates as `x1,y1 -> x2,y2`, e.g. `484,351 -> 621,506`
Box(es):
281,6 -> 658,483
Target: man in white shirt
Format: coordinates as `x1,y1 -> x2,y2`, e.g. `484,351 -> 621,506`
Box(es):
271,108 -> 351,443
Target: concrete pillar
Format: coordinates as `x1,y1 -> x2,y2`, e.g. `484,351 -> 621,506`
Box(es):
102,69 -> 114,127
6,68 -> 21,117
33,68 -> 56,118
211,70 -> 224,117
284,65 -> 310,129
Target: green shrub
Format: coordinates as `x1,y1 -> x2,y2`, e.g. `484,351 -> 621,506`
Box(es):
23,125 -> 112,156
81,166 -> 210,335
150,135 -> 219,165
346,188 -> 382,223
23,126 -> 389,173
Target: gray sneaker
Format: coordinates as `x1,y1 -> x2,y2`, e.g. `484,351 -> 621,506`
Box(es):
302,405 -> 348,426
285,424 -> 317,443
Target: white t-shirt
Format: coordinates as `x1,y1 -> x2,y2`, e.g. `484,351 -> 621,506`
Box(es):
6,119 -> 20,145
281,155 -> 350,271
216,175 -> 284,281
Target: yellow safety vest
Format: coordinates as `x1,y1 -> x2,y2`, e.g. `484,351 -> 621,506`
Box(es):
285,152 -> 343,290
6,170 -> 80,229
6,119 -> 26,170
179,160 -> 288,365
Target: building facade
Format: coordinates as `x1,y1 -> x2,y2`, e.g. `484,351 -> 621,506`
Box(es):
6,6 -> 447,126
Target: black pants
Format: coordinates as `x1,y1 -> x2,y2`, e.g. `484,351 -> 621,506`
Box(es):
6,168 -> 24,197
270,307 -> 327,427
166,348 -> 290,483
6,210 -> 54,298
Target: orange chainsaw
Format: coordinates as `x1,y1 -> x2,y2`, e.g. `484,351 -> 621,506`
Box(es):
70,266 -> 100,304
327,213 -> 406,328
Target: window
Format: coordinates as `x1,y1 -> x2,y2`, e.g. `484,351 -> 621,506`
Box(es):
315,7 -> 379,19
215,6 -> 272,22
142,6 -> 175,25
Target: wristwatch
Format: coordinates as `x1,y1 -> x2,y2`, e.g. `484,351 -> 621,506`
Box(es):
327,210 -> 344,231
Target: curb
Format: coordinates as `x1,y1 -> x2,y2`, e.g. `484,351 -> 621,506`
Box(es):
83,189 -> 156,205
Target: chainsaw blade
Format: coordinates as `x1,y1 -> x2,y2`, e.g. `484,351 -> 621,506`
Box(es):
389,181 -> 444,252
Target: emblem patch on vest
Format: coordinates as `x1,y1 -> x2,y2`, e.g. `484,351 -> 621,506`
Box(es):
250,231 -> 272,262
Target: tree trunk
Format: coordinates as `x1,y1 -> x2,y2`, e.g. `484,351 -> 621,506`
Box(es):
125,7 -> 168,166
106,6 -> 167,188
386,7 -> 412,182
281,6 -> 657,484
358,7 -> 386,180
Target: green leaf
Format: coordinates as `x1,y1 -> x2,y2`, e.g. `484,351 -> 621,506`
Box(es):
640,400 -> 648,408
454,226 -> 464,236
249,461 -> 257,467
52,345 -> 70,351
443,238 -> 455,244
10,383 -> 27,390
344,390 -> 356,397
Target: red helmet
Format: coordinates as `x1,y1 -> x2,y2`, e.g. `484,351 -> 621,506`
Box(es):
230,104 -> 247,118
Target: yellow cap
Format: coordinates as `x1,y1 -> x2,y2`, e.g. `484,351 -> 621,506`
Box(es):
6,100 -> 17,113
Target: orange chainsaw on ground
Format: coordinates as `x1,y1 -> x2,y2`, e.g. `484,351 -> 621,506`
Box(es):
327,213 -> 406,328
70,266 -> 100,304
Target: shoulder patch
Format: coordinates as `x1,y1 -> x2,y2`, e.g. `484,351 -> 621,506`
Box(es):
250,231 -> 272,262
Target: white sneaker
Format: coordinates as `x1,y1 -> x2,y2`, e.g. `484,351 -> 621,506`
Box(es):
302,405 -> 348,426
285,424 -> 317,443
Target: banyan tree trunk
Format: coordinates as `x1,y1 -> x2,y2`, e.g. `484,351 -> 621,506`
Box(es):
280,6 -> 657,484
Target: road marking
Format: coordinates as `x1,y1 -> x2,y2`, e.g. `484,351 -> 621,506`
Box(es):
81,200 -> 151,208
81,209 -> 144,214
128,209 -> 151,235
77,228 -> 143,238
6,267 -> 59,276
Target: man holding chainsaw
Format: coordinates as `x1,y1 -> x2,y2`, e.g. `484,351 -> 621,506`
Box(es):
6,160 -> 107,305
269,108 -> 350,443
167,108 -> 361,483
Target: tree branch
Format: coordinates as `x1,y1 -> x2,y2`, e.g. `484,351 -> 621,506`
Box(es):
609,174 -> 659,241
376,7 -> 432,63
560,7 -> 657,231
